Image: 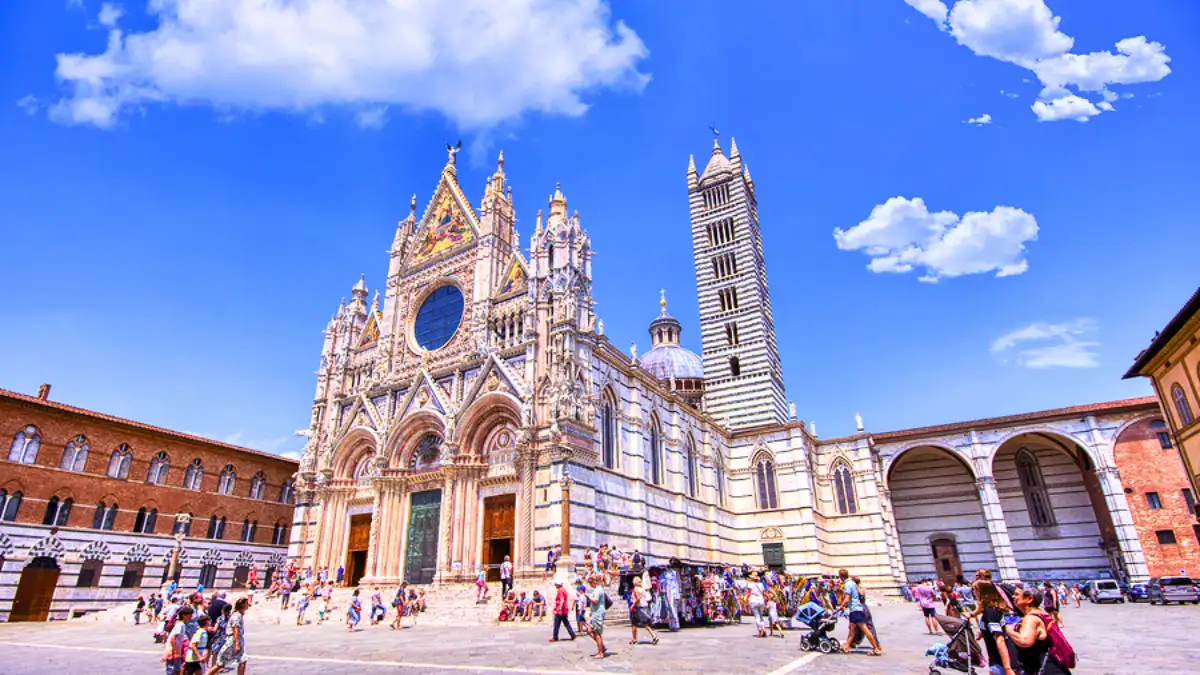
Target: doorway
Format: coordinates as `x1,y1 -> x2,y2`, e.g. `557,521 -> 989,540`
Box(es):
11,556 -> 60,622
930,537 -> 963,585
404,490 -> 442,585
345,513 -> 372,586
482,494 -> 515,581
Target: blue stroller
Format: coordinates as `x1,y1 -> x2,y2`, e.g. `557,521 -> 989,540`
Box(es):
795,602 -> 841,654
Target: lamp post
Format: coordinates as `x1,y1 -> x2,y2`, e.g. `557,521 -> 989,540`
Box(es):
168,513 -> 190,587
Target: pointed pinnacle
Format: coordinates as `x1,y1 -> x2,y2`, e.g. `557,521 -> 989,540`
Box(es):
687,154 -> 697,174
730,136 -> 740,157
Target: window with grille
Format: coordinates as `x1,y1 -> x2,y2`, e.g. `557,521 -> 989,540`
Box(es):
754,456 -> 779,510
833,461 -> 857,515
648,417 -> 663,485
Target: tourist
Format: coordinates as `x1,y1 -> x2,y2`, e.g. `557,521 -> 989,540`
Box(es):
500,555 -> 514,598
628,576 -> 659,646
295,588 -> 309,626
957,577 -> 977,615
549,580 -> 576,642
347,588 -> 363,631
163,605 -> 194,675
1005,587 -> 1074,675
499,591 -> 517,622
390,584 -> 408,629
1070,584 -> 1082,608
765,585 -> 784,639
516,591 -> 530,620
586,573 -> 609,659
207,592 -> 228,625
184,615 -> 210,675
847,577 -> 880,650
838,568 -> 881,656
135,595 -> 146,625
206,597 -> 249,675
940,580 -> 961,618
530,590 -> 547,623
968,569 -> 1018,675
574,584 -> 589,634
280,578 -> 292,610
316,589 -> 329,624
370,586 -> 386,624
336,565 -> 345,586
544,546 -> 558,580
1043,581 -> 1063,628
209,604 -> 232,667
914,579 -> 940,634
473,566 -> 488,601
747,571 -> 767,638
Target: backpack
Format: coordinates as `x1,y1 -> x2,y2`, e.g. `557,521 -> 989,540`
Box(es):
1035,611 -> 1077,670
603,591 -> 613,610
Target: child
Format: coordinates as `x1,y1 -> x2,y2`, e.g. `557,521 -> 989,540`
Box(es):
295,590 -> 310,625
574,585 -> 588,634
316,591 -> 329,625
766,587 -> 784,639
183,615 -> 209,674
476,568 -> 490,603
161,605 -> 193,675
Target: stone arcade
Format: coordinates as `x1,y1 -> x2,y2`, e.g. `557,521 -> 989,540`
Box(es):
291,140 -> 1158,590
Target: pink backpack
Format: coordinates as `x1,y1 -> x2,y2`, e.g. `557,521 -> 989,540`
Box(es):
1035,611 -> 1077,670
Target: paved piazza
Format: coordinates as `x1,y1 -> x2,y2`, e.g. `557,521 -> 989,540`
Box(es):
1,600 -> 1198,674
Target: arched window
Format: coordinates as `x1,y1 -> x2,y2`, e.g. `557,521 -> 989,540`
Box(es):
354,455 -> 377,482
832,460 -> 857,515
1016,448 -> 1055,527
147,451 -> 170,484
1173,384 -> 1195,427
272,520 -> 289,545
648,416 -> 663,485
0,489 -> 22,521
60,435 -> 89,472
279,479 -> 294,504
249,471 -> 266,500
409,434 -> 443,471
43,496 -> 72,526
8,425 -> 40,464
217,465 -> 236,495
714,454 -> 726,507
684,438 -> 697,498
108,444 -> 132,479
241,519 -> 258,543
103,503 -> 118,530
206,514 -> 220,539
729,356 -> 741,377
182,458 -> 204,490
754,454 -> 779,510
601,390 -> 618,470
134,507 -> 146,533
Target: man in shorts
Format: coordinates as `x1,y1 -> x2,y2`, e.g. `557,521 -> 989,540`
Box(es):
838,568 -> 882,656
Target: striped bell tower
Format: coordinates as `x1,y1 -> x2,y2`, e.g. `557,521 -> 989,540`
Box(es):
687,136 -> 787,429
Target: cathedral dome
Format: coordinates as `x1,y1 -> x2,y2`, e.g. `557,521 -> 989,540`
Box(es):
640,292 -> 705,381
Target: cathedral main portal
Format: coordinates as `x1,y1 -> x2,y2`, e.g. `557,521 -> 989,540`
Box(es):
482,494 -> 515,581
345,513 -> 372,587
404,490 -> 442,585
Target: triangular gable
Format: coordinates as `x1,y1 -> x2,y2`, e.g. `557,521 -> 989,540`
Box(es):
496,255 -> 529,296
339,393 -> 381,433
356,311 -> 382,350
461,352 -> 528,410
395,369 -> 450,419
408,172 -> 480,267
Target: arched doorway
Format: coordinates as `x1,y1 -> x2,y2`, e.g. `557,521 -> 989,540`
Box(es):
345,513 -> 372,586
11,556 -> 60,621
887,446 -> 996,582
482,494 -> 515,581
992,433 -> 1112,582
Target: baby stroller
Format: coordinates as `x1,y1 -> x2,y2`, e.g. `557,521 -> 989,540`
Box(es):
925,614 -> 984,674
795,602 -> 841,654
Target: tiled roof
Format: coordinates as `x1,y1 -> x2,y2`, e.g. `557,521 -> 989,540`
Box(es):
0,387 -> 300,465
871,396 -> 1160,442
1123,286 -> 1200,379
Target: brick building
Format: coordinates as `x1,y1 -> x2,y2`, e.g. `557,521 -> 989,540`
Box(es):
0,385 -> 298,621
1112,415 -> 1200,577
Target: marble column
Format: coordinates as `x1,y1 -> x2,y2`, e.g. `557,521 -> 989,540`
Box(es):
975,476 -> 1020,582
1095,466 -> 1150,583
364,483 -> 383,578
435,474 -> 457,583
516,452 -> 537,575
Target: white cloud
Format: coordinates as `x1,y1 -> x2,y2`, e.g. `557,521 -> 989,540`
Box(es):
355,106 -> 388,130
1000,89 -> 1020,98
904,0 -> 949,25
903,0 -> 1171,122
40,0 -> 649,130
833,196 -> 1038,283
965,112 -> 993,125
990,318 -> 1100,368
183,429 -> 296,455
97,3 -> 123,28
1031,92 -> 1099,121
17,95 -> 40,115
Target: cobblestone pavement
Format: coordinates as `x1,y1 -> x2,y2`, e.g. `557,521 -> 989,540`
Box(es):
1,599 -> 1198,674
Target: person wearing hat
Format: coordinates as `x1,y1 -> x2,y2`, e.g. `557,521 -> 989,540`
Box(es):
748,571 -> 767,637
549,580 -> 577,642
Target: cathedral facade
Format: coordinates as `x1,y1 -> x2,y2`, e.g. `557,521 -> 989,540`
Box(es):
291,140 -> 1159,590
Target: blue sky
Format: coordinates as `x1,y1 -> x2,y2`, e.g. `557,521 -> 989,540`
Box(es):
1,0 -> 1197,455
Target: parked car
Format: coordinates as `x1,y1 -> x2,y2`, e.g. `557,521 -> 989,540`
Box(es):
1088,579 -> 1125,603
1147,576 -> 1200,605
1127,583 -> 1149,602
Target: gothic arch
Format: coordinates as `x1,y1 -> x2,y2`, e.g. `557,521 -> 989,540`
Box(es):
883,442 -> 971,484
387,411 -> 447,469
458,392 -> 522,457
647,411 -> 664,486
332,428 -> 380,479
987,426 -> 1102,470
1112,412 -> 1168,447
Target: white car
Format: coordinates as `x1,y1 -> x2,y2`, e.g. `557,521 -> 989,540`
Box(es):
1088,579 -> 1125,603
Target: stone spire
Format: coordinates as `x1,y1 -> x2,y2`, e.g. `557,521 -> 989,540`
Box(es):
729,136 -> 740,160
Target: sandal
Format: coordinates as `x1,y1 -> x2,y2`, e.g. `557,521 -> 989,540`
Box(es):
651,637 -> 659,646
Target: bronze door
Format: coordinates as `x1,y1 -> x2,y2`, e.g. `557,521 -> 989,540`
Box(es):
404,490 -> 442,585
482,494 -> 515,581
11,556 -> 60,622
346,513 -> 373,586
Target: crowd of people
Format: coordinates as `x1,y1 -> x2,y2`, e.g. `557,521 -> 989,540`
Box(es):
903,570 -> 1077,674
140,586 -> 249,675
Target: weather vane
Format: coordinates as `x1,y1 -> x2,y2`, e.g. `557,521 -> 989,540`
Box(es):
709,126 -> 720,139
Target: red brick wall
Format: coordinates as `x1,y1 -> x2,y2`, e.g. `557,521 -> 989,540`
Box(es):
0,393 -> 297,544
1114,417 -> 1200,577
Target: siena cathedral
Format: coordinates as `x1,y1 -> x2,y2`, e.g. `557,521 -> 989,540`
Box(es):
292,139 -> 1157,590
